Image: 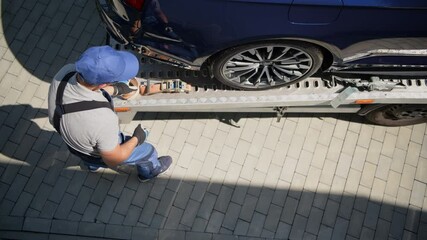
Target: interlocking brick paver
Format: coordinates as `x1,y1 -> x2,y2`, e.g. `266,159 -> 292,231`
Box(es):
264,126 -> 281,151
190,176 -> 210,202
248,132 -> 267,158
209,130 -> 227,155
263,164 -> 281,189
230,140 -> 251,166
391,148 -> 406,173
239,154 -> 258,182
288,214 -> 307,240
410,181 -> 426,208
406,142 -> 421,167
421,138 -> 427,159
396,187 -> 411,214
296,191 -> 315,217
366,140 -> 382,165
164,206 -> 183,229
122,205 -> 142,226
233,219 -> 249,236
77,222 -> 105,238
335,153 -> 352,179
411,124 -> 426,144
90,178 -> 112,206
370,178 -> 386,202
254,172 -> 275,197
263,203 -> 282,233
379,202 -> 394,222
156,189 -> 176,217
23,217 -> 51,233
180,160 -> 201,184
279,119 -> 297,143
10,191 -> 33,217
192,136 -> 212,162
400,164 -> 417,190
29,183 -> 52,212
311,143 -> 328,169
213,185 -> 232,214
416,157 -> 427,184
247,212 -> 266,237
319,159 -> 337,186
39,201 -> 58,219
192,217 -> 208,232
115,188 -> 136,216
180,199 -> 200,227
364,202 -> 380,229
360,162 -> 376,188
287,135 -> 305,159
170,128 -> 189,153
81,203 -> 100,223
174,182 -> 193,210
274,221 -> 291,239
295,150 -> 313,176
344,168 -> 361,193
254,188 -> 274,215
331,217 -> 348,240
240,118 -> 258,142
216,145 -> 235,172
205,211 -> 224,234
390,211 -> 406,239
405,205 -> 421,232
322,199 -> 339,227
280,157 -> 297,184
97,195 -> 118,224
108,174 -> 128,198
72,186 -> 93,215
5,174 -> 28,202
280,197 -> 298,224
51,219 -> 78,235
53,193 -> 75,220
306,207 -> 323,235
396,127 -> 412,150
200,153 -> 219,179
224,123 -> 244,148
338,195 -> 355,220
384,171 -> 401,197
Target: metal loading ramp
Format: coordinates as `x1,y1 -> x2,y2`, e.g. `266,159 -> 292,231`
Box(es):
113,70 -> 427,123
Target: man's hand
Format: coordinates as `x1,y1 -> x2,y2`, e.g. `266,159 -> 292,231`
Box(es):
132,124 -> 149,145
112,81 -> 137,96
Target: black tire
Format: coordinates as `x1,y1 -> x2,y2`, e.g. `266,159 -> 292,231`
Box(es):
364,104 -> 427,126
212,41 -> 323,90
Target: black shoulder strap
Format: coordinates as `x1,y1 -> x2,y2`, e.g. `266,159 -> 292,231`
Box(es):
53,72 -> 114,134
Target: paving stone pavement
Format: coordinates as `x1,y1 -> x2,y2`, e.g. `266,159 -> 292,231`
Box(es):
1,0 -> 427,239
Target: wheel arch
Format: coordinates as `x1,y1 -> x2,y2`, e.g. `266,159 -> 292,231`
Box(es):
202,37 -> 340,72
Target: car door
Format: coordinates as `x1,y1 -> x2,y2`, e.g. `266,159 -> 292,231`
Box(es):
289,0 -> 343,25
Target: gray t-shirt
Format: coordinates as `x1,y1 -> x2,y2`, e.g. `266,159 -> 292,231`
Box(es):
48,64 -> 120,156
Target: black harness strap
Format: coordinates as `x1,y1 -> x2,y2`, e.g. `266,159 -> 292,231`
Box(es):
53,72 -> 113,133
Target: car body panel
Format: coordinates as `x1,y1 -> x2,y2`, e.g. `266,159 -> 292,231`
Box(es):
96,0 -> 427,71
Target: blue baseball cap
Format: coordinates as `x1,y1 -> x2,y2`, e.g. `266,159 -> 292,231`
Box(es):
75,46 -> 139,85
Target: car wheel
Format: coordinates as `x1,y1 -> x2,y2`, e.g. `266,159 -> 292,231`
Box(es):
364,104 -> 427,126
212,41 -> 323,90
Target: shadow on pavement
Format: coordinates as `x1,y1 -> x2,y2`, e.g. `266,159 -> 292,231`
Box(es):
0,104 -> 426,239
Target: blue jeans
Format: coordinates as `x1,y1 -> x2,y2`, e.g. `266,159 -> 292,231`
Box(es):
83,133 -> 161,179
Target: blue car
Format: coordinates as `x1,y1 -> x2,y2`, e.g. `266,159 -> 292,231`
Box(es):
96,0 -> 427,90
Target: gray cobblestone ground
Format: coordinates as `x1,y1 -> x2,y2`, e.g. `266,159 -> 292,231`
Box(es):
1,0 -> 427,239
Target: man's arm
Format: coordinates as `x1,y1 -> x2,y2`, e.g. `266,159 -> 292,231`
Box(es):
98,124 -> 148,168
99,137 -> 139,167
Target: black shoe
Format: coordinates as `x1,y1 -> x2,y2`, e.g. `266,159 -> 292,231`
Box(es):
138,156 -> 172,182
